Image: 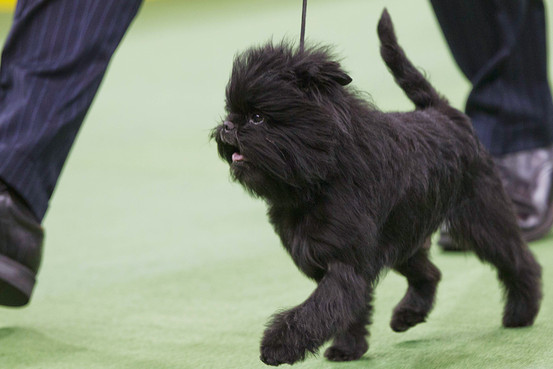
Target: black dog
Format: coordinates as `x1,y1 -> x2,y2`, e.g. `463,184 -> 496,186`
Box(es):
212,10 -> 542,366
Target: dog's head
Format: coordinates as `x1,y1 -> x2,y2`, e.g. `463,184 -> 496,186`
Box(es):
212,41 -> 353,202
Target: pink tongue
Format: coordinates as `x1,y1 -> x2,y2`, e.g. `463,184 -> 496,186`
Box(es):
232,152 -> 244,162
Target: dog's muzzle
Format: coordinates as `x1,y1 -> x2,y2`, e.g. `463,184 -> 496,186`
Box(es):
219,123 -> 239,147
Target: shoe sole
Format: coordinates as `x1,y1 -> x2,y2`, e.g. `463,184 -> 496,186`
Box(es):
0,254 -> 35,307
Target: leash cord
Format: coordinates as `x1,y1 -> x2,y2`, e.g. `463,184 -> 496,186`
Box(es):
300,0 -> 307,52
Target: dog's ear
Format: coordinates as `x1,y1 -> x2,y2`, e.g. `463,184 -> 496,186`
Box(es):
295,61 -> 352,88
324,63 -> 353,86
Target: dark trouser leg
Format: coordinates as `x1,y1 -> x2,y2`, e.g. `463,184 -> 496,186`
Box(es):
0,0 -> 143,221
430,0 -> 553,155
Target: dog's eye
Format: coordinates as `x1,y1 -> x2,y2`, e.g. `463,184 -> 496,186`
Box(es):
249,114 -> 265,125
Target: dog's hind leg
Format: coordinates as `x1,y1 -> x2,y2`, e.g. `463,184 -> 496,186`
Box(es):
447,167 -> 542,327
324,290 -> 372,362
390,241 -> 441,332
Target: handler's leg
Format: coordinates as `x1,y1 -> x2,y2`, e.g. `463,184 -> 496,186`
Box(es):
0,0 -> 143,306
431,0 -> 553,245
430,0 -> 553,154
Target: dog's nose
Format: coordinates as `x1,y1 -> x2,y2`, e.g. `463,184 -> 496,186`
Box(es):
223,120 -> 235,131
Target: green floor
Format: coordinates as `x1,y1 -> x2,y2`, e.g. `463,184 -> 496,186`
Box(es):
0,0 -> 552,368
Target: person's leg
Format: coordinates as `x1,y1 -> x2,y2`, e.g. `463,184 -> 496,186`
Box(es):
0,0 -> 143,221
430,0 -> 553,155
0,0 -> 143,306
430,0 -> 553,245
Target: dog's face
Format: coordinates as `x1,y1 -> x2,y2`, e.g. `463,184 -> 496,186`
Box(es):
212,42 -> 352,202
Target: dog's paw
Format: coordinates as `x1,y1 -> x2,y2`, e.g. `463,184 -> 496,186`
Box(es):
502,287 -> 541,328
502,303 -> 538,328
324,341 -> 368,362
260,341 -> 303,366
390,307 -> 427,332
259,313 -> 314,366
260,332 -> 307,366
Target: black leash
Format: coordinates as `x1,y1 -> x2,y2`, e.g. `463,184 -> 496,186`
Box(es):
300,0 -> 307,52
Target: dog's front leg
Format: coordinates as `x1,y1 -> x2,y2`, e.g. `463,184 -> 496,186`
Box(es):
259,262 -> 369,366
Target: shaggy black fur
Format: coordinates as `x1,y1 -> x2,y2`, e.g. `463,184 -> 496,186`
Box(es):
212,9 -> 542,366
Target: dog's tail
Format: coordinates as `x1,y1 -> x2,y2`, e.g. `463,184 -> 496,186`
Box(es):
377,9 -> 447,109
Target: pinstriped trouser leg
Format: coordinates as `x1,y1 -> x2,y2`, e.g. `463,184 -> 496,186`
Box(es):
0,0 -> 143,221
430,0 -> 553,156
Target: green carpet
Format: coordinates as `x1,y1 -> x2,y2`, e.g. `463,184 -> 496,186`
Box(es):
0,0 -> 552,368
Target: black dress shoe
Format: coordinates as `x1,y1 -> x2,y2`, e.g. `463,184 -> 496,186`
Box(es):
0,181 -> 43,306
494,146 -> 553,241
439,146 -> 553,250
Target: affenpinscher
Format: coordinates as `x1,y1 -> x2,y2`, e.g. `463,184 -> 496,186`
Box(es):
212,10 -> 542,366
